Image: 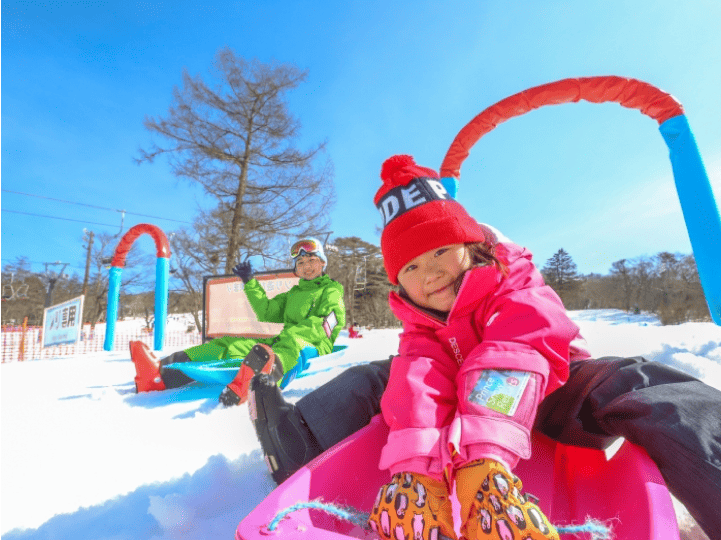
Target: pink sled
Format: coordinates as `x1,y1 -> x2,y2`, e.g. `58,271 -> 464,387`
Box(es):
236,414 -> 680,539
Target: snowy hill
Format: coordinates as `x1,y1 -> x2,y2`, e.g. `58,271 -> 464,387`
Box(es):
2,310 -> 719,539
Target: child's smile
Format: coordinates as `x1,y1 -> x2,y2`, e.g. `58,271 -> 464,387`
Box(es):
295,255 -> 324,280
397,244 -> 471,312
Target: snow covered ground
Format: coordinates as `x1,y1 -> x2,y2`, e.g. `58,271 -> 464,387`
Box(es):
2,310 -> 719,539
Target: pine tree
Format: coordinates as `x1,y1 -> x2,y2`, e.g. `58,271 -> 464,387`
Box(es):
541,249 -> 580,307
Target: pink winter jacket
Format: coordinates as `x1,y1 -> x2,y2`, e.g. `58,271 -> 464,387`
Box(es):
379,242 -> 590,481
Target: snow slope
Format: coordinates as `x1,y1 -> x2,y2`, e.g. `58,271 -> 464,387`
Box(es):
2,310 -> 719,539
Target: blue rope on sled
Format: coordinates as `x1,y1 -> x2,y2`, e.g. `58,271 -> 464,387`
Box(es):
268,500 -> 369,531
556,520 -> 613,539
267,500 -> 613,539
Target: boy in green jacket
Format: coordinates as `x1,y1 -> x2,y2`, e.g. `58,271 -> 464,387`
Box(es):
130,238 -> 346,406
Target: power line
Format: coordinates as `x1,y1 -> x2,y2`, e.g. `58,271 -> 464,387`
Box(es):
2,209 -> 125,228
2,189 -> 193,224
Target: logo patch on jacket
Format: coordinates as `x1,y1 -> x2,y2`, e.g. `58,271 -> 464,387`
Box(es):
323,311 -> 338,338
448,337 -> 464,365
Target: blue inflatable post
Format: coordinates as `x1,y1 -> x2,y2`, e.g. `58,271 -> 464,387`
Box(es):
660,115 -> 721,325
154,256 -> 170,350
440,177 -> 459,199
104,266 -> 123,351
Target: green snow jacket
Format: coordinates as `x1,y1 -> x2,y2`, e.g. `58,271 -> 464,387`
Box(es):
243,274 -> 346,372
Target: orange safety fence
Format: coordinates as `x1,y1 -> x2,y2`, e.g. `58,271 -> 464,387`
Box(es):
1,324 -> 202,363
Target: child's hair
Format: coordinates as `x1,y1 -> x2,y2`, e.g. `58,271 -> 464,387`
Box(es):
452,242 -> 508,295
466,242 -> 508,274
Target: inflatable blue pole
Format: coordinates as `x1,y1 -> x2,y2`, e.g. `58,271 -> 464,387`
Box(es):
154,257 -> 169,351
440,176 -> 459,199
660,115 -> 721,325
104,266 -> 123,351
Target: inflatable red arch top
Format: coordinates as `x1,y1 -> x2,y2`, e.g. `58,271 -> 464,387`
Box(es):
110,223 -> 171,267
440,76 -> 683,178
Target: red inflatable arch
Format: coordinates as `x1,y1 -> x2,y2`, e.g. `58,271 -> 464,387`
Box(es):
440,76 -> 684,179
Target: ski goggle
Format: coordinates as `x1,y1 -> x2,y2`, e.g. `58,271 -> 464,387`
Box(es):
290,238 -> 322,259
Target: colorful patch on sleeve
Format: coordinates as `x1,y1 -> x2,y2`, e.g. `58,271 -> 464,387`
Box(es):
468,370 -> 531,416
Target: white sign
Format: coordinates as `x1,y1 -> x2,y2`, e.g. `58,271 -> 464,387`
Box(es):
205,273 -> 299,339
42,295 -> 85,347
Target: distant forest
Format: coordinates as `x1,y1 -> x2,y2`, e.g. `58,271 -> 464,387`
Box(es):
540,248 -> 709,325
1,242 -> 709,329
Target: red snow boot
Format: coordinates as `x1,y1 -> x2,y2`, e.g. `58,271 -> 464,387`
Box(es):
219,344 -> 276,407
130,341 -> 166,393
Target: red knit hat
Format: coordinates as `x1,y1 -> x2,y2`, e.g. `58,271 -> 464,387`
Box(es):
375,155 -> 486,284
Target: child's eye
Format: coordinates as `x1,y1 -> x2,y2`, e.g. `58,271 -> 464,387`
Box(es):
435,248 -> 448,257
403,264 -> 417,273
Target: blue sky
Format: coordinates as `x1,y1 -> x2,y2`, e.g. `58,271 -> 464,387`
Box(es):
3,0 -> 721,280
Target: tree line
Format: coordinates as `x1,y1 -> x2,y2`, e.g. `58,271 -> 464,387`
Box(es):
2,243 -> 710,329
541,248 -> 710,325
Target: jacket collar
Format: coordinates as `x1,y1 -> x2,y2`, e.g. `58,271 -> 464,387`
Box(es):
298,274 -> 330,289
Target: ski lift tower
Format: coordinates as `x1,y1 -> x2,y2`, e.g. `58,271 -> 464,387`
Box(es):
1,273 -> 29,301
351,256 -> 367,324
354,256 -> 367,291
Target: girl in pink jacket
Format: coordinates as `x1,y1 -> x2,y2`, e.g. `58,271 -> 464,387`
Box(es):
368,155 -> 589,540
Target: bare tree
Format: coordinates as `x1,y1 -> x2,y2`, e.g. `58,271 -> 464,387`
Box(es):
631,257 -> 654,311
137,47 -> 335,272
166,228 -> 224,333
326,237 -> 394,327
610,259 -> 633,311
83,232 -> 154,327
652,252 -> 708,324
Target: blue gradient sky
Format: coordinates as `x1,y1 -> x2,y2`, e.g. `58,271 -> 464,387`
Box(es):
3,0 -> 720,278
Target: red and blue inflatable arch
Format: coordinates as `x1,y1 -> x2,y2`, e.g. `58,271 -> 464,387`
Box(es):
440,76 -> 721,325
104,224 -> 171,351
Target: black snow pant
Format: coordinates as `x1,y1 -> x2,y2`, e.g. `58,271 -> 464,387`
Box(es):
159,351 -> 195,388
297,356 -> 721,539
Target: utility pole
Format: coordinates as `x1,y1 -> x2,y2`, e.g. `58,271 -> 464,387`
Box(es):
82,229 -> 95,296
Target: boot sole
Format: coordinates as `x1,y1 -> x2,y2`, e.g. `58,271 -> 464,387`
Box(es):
224,345 -> 276,405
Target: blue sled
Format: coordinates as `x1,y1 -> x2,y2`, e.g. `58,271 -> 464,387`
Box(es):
163,345 -> 348,389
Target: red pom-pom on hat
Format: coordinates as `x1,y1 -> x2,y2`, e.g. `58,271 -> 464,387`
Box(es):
375,154 -> 440,204
380,155 -> 416,184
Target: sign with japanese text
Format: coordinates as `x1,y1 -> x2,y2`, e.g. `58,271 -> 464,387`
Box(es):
42,295 -> 85,347
204,272 -> 299,340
